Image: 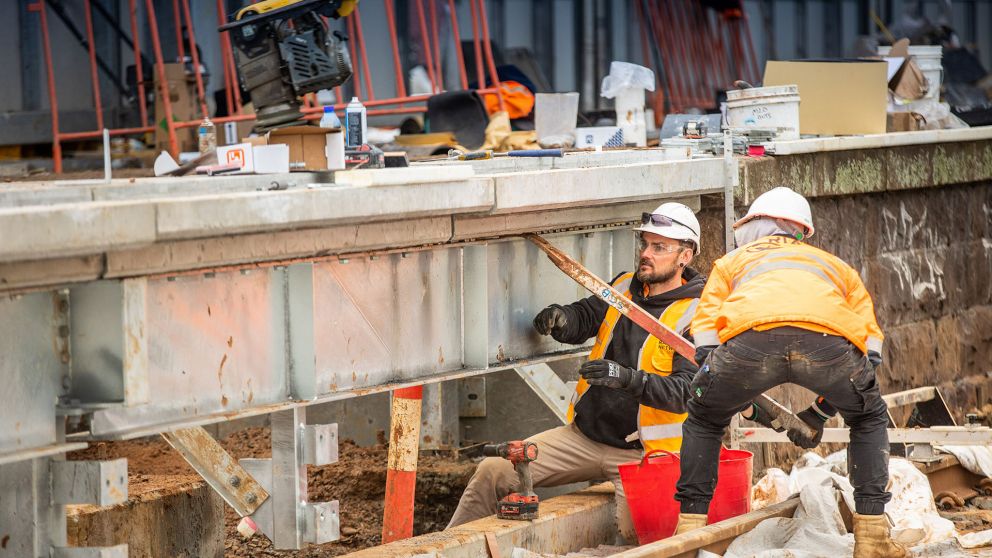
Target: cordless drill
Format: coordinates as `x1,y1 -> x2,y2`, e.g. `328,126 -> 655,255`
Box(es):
482,441 -> 540,520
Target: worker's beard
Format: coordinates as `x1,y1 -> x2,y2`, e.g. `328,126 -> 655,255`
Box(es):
636,257 -> 679,285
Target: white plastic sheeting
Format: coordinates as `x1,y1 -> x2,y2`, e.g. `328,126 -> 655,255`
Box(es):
747,453 -> 960,555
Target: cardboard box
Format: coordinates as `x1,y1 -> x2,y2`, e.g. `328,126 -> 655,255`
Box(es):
886,112 -> 925,132
884,39 -> 927,101
154,63 -> 198,152
216,143 -> 255,174
574,126 -> 624,148
265,126 -> 343,171
764,59 -> 889,136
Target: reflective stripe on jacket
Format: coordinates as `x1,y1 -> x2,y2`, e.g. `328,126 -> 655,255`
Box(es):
690,235 -> 883,353
567,272 -> 698,453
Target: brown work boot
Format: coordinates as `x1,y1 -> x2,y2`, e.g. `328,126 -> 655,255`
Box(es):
853,513 -> 908,558
674,513 -> 708,535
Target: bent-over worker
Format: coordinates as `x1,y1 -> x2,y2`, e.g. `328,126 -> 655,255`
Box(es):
673,187 -> 903,558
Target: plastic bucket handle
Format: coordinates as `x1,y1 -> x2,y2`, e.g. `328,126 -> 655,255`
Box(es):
640,449 -> 679,467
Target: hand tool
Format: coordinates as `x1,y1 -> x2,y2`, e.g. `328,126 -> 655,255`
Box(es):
483,441 -> 540,520
524,233 -> 818,440
447,148 -> 564,161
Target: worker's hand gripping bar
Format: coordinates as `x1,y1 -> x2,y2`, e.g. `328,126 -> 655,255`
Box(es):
523,233 -> 818,441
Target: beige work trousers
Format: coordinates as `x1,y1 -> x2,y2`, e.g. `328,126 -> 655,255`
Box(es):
446,423 -> 642,541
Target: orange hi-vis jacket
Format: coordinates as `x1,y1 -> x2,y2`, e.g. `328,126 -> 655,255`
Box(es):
567,273 -> 698,453
690,235 -> 883,354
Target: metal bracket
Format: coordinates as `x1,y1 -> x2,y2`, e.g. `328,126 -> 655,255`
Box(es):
161,426 -> 269,516
736,427 -> 992,445
238,409 -> 340,549
51,459 -> 128,506
515,363 -> 571,423
458,377 -> 487,418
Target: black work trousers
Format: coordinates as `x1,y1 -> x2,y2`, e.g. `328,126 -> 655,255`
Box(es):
675,327 -> 892,516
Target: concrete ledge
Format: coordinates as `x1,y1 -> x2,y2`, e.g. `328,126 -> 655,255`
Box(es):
768,126 -> 992,155
342,482 -> 617,558
0,201 -> 157,262
491,159 -> 724,214
154,178 -> 494,240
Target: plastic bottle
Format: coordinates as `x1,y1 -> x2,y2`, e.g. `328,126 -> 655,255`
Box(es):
319,106 -> 341,129
198,116 -> 216,154
345,97 -> 367,148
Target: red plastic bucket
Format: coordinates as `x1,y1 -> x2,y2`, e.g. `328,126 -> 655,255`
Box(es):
618,447 -> 753,544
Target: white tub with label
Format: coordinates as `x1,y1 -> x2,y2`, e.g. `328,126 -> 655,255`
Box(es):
726,85 -> 801,140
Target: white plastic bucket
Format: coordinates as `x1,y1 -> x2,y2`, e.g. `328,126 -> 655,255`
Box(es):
725,85 -> 800,140
615,87 -> 647,147
535,92 -> 580,148
878,45 -> 943,100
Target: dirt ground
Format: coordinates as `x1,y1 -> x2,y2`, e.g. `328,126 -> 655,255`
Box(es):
69,427 -> 476,557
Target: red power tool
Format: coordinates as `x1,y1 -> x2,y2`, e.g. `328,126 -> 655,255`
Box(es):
483,441 -> 540,520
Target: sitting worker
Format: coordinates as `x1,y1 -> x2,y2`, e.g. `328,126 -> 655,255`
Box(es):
674,187 -> 903,558
446,202 -> 706,542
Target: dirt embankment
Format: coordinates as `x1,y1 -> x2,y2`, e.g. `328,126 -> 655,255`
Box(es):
69,427 -> 476,557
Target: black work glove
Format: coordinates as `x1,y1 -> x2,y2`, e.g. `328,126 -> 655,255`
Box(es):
694,345 -> 718,367
867,350 -> 882,371
786,397 -> 837,450
579,359 -> 642,393
533,305 -> 567,336
741,402 -> 785,432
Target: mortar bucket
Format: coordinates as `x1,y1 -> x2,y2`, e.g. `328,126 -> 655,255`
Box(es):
618,447 -> 753,544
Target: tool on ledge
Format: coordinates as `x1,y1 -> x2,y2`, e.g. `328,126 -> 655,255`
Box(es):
483,441 -> 540,520
447,148 -> 564,161
523,233 -> 818,441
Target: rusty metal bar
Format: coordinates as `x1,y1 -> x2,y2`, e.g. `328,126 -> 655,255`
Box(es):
128,0 -> 148,127
29,0 -> 63,173
181,0 -> 209,118
161,426 -> 269,517
146,0 -> 180,156
83,0 -> 104,131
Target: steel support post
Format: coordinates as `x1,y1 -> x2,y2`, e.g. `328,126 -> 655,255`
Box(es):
382,386 -> 423,543
420,381 -> 460,450
239,408 -> 339,549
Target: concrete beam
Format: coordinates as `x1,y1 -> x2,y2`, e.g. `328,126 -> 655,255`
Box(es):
153,178 -> 494,240
341,483 -> 617,558
490,159 -> 724,214
0,201 -> 156,262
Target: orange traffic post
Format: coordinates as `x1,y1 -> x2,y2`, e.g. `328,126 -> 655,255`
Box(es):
381,386 -> 423,543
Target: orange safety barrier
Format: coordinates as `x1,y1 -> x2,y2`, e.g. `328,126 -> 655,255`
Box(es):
30,0 -> 505,172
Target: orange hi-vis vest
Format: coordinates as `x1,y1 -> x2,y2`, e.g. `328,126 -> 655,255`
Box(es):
566,272 -> 699,453
691,235 -> 884,354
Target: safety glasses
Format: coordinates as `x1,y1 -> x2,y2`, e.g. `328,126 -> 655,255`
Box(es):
641,212 -> 696,234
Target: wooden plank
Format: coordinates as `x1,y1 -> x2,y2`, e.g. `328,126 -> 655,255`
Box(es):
612,497 -> 801,558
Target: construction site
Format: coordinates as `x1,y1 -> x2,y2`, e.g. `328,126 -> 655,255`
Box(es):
2,0 -> 992,557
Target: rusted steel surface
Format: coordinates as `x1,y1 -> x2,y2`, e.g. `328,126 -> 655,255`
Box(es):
524,233 -> 815,439
916,454 -> 986,509
161,426 -> 269,517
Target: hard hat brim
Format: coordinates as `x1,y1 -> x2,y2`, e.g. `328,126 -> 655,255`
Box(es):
633,224 -> 700,253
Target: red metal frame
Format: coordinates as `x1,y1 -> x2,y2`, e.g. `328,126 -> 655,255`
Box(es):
34,0 -> 504,171
635,0 -> 763,114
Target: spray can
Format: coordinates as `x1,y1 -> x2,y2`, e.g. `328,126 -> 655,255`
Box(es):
345,97 -> 367,147
198,116 -> 216,154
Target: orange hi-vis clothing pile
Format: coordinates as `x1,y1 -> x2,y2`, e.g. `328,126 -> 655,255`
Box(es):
691,235 -> 883,354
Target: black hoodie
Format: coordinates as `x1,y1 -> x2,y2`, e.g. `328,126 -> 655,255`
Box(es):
550,267 -> 707,449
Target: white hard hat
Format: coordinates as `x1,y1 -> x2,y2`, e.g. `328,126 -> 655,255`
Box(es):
734,186 -> 815,237
634,202 -> 701,254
